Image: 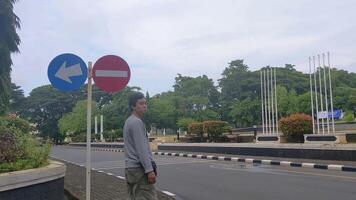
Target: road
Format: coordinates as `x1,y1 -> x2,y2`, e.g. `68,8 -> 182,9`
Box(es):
51,145 -> 356,200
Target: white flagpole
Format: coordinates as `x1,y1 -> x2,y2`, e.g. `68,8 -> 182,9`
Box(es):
264,69 -> 268,135
267,68 -> 271,135
313,56 -> 320,134
271,68 -> 275,135
274,67 -> 279,135
322,53 -> 330,134
260,70 -> 265,135
309,57 -> 315,134
327,52 -> 335,133
318,55 -> 325,134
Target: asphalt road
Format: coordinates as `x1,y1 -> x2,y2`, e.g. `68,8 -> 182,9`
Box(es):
50,145 -> 356,200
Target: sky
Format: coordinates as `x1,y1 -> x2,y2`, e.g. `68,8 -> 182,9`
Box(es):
11,0 -> 356,96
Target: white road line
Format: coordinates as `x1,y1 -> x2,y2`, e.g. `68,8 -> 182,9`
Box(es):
162,191 -> 176,197
106,173 -> 114,176
95,165 -> 126,170
116,176 -> 125,180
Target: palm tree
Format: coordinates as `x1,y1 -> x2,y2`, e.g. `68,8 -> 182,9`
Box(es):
0,0 -> 21,115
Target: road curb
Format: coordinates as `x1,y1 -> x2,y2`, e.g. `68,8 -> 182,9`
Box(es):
91,147 -> 356,173
153,151 -> 356,173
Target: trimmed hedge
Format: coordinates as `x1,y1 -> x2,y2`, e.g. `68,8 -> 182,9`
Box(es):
187,123 -> 204,137
279,113 -> 312,143
203,121 -> 231,142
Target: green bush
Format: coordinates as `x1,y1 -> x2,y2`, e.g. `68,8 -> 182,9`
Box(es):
279,113 -> 312,143
177,118 -> 196,131
0,117 -> 50,174
0,127 -> 22,162
343,112 -> 355,122
187,123 -> 204,137
203,121 -> 231,142
103,129 -> 123,142
0,116 -> 31,134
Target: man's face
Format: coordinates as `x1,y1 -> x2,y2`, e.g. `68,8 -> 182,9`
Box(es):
133,98 -> 147,114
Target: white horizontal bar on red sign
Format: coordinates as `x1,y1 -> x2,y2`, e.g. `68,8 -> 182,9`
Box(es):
95,70 -> 128,78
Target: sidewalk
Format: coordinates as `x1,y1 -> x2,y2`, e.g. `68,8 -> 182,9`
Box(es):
53,159 -> 175,200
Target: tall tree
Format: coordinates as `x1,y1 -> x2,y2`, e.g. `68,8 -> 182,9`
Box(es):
173,74 -> 220,120
9,82 -> 25,113
0,0 -> 21,114
20,85 -> 84,141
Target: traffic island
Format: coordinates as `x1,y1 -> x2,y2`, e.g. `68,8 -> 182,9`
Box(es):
304,132 -> 355,144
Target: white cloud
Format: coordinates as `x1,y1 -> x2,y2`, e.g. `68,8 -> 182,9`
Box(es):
11,0 -> 356,96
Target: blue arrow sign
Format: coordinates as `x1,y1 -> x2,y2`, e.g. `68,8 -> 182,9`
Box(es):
48,53 -> 87,91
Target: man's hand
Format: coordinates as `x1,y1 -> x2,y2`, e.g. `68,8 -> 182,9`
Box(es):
147,171 -> 156,184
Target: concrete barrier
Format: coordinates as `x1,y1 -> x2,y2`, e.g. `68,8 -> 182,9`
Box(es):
0,160 -> 66,200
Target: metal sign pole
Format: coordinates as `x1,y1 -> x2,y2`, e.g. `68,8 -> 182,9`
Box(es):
86,62 -> 93,200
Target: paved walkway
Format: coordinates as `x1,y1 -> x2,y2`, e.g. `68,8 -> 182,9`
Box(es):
53,158 -> 175,200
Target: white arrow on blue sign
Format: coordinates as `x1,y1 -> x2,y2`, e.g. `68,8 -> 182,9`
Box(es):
48,53 -> 88,91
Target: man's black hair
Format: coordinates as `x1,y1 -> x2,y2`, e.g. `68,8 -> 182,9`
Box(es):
129,92 -> 145,111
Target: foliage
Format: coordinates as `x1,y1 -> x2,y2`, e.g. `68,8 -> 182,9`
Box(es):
343,112 -> 354,122
58,100 -> 99,138
0,115 -> 31,134
279,113 -> 312,143
203,121 -> 231,142
187,122 -> 204,137
0,0 -> 21,114
229,97 -> 260,127
0,117 -> 50,173
177,118 -> 196,131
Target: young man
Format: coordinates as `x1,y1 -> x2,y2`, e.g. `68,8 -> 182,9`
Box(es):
124,92 -> 158,200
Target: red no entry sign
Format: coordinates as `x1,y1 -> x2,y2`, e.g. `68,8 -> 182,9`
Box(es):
93,55 -> 131,93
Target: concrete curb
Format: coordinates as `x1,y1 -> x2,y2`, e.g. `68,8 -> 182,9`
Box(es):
0,160 -> 66,192
153,151 -> 356,173
91,147 -> 356,173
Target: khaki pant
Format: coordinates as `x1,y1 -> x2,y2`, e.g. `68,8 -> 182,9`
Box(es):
125,167 -> 158,200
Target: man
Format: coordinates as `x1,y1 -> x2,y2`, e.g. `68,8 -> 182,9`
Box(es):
124,92 -> 158,200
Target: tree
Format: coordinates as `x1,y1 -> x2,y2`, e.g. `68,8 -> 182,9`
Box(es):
0,0 -> 21,115
173,74 -> 220,120
20,85 -> 84,141
9,82 -> 25,113
100,86 -> 141,132
58,100 -> 99,139
229,97 -> 260,127
145,97 -> 177,130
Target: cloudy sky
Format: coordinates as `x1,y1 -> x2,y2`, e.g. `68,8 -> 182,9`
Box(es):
11,0 -> 356,96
